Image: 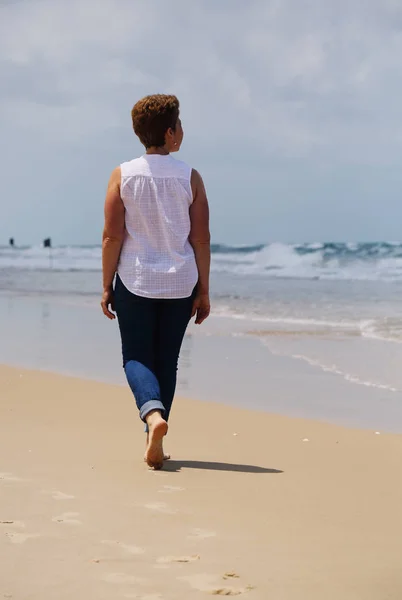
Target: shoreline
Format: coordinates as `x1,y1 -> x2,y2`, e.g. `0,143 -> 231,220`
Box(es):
2,360 -> 396,434
3,315 -> 402,435
2,364 -> 402,598
0,359 -> 397,435
2,288 -> 402,434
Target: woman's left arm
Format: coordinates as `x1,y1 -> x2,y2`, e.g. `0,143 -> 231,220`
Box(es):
101,167 -> 125,320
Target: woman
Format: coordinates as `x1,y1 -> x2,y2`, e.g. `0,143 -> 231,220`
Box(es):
101,94 -> 210,470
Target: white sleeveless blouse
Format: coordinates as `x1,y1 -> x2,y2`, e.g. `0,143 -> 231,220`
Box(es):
117,154 -> 198,299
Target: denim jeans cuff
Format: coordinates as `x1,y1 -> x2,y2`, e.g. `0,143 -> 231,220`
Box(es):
140,400 -> 166,423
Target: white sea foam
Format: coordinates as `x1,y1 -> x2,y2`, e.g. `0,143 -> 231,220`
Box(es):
360,318 -> 402,344
289,353 -> 399,392
3,242 -> 402,282
257,338 -> 400,392
0,246 -> 102,271
212,308 -> 358,331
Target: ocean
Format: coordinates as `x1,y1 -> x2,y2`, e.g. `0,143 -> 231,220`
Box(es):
4,241 -> 402,281
2,242 -> 402,431
2,241 -> 402,341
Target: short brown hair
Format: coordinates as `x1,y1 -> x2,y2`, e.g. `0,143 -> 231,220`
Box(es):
131,94 -> 180,148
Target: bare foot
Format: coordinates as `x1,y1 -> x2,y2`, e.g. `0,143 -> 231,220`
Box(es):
144,412 -> 168,470
144,452 -> 171,462
144,434 -> 170,462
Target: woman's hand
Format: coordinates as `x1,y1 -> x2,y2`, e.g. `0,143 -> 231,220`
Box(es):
191,293 -> 210,325
101,288 -> 116,320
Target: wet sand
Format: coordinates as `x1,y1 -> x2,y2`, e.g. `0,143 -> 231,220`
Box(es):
2,291 -> 402,434
2,364 -> 402,599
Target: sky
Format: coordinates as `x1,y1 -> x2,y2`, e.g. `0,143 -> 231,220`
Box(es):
1,0 -> 402,246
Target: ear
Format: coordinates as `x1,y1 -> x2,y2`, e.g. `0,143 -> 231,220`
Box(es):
165,127 -> 175,147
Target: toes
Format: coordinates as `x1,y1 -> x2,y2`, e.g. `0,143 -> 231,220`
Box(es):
144,454 -> 169,465
148,460 -> 163,470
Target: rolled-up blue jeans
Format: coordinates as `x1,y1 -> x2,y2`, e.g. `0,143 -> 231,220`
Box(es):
114,275 -> 195,426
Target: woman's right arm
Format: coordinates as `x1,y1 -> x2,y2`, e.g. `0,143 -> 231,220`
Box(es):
189,168 -> 211,324
101,167 -> 125,320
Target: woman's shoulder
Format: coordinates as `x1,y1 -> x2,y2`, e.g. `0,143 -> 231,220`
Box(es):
169,155 -> 193,178
120,156 -> 148,177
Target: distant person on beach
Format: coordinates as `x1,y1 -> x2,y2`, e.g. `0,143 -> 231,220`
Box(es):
101,94 -> 211,469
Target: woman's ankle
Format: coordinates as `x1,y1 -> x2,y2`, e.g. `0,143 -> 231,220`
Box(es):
145,409 -> 164,428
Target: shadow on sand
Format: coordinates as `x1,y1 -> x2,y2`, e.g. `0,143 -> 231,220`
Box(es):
163,460 -> 283,474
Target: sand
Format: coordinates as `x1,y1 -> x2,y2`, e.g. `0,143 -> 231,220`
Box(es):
1,364 -> 402,599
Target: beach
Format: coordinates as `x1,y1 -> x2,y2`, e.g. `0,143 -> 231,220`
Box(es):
2,254 -> 402,597
3,0 -> 402,595
2,364 -> 402,599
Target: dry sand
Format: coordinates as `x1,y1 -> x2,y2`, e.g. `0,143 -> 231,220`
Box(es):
1,364 -> 402,599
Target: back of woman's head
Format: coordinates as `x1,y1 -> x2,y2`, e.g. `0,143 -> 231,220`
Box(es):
131,94 -> 180,148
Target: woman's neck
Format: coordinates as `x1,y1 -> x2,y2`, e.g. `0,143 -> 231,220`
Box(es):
146,146 -> 169,155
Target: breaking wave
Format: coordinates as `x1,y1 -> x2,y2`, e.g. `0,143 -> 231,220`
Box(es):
2,242 -> 402,281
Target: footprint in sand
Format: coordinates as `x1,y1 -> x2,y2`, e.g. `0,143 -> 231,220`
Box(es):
124,595 -> 163,599
158,485 -> 185,494
0,473 -> 25,483
0,520 -> 25,528
179,574 -> 254,596
188,528 -> 217,540
102,573 -> 147,585
144,502 -> 177,515
157,555 -> 200,564
147,471 -> 168,478
42,490 -> 75,500
52,512 -> 82,525
101,540 -> 145,556
5,532 -> 40,544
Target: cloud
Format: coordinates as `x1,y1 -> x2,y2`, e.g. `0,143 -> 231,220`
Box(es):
0,0 -> 400,155
2,0 -> 402,243
2,0 -> 402,158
